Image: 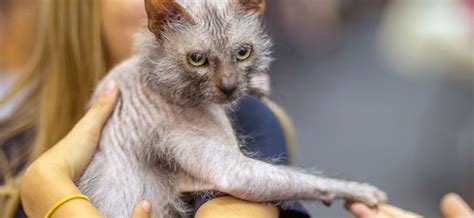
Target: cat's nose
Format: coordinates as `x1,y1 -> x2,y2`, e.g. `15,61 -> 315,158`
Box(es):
218,84 -> 237,96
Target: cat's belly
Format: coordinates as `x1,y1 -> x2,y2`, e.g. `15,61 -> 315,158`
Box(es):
77,149 -> 186,218
82,58 -> 236,217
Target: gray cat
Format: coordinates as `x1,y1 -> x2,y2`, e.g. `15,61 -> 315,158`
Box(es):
78,0 -> 387,217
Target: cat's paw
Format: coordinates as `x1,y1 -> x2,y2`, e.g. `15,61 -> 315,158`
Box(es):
343,182 -> 387,206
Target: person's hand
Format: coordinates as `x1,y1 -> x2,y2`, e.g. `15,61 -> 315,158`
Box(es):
348,203 -> 421,218
20,81 -> 152,218
349,193 -> 473,218
195,196 -> 279,218
441,193 -> 473,218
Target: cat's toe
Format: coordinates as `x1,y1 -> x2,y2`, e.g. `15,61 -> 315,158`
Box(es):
375,189 -> 388,203
318,191 -> 335,207
349,183 -> 387,206
359,194 -> 379,206
322,199 -> 332,207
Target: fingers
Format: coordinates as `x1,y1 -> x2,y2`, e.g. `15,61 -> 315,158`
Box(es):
131,200 -> 152,218
349,203 -> 378,218
70,81 -> 120,143
55,81 -> 119,179
378,204 -> 422,217
441,193 -> 473,218
348,202 -> 422,218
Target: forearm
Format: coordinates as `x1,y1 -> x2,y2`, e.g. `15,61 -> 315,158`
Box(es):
195,196 -> 278,218
21,164 -> 102,218
48,179 -> 102,218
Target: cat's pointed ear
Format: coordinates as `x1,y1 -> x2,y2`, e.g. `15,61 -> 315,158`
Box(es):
144,0 -> 193,38
237,0 -> 266,14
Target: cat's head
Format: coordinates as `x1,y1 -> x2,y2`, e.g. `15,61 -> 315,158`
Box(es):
141,0 -> 272,106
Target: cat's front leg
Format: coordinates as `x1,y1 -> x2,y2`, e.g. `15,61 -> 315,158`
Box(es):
168,131 -> 386,206
315,179 -> 387,206
177,171 -> 214,193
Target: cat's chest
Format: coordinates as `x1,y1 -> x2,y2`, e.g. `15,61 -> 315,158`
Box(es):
116,89 -> 235,140
163,103 -> 235,137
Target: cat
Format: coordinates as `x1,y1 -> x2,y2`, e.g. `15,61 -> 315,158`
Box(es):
78,0 -> 387,217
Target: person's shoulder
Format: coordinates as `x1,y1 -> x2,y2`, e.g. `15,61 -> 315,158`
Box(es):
230,95 -> 286,151
234,95 -> 276,122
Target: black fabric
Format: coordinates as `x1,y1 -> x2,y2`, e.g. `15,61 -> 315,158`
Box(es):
0,123 -> 30,218
14,204 -> 27,218
0,124 -> 31,185
188,95 -> 310,218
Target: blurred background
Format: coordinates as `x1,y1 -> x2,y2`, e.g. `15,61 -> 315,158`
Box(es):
264,0 -> 473,217
1,0 -> 473,217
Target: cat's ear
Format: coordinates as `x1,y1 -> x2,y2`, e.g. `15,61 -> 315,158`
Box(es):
144,0 -> 193,38
237,0 -> 266,14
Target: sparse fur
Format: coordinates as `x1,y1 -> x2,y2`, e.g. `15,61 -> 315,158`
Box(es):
78,1 -> 386,217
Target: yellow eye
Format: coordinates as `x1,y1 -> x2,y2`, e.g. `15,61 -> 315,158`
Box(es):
236,45 -> 252,61
188,53 -> 208,66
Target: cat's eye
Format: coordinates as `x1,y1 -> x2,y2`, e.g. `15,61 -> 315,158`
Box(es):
188,53 -> 208,67
236,45 -> 252,61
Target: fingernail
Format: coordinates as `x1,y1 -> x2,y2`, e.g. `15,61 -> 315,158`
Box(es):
103,81 -> 117,96
142,200 -> 151,213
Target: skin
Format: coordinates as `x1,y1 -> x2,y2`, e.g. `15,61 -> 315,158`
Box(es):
349,193 -> 473,218
0,0 -> 37,73
102,0 -> 147,66
349,203 -> 422,218
195,196 -> 279,217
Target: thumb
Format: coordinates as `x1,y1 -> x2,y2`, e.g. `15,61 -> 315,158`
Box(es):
441,193 -> 473,218
131,200 -> 152,218
68,81 -> 120,144
58,81 -> 119,179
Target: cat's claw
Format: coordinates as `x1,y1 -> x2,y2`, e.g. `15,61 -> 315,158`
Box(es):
319,182 -> 386,207
322,199 -> 332,207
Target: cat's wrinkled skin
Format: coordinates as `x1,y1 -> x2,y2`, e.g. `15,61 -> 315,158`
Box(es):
78,0 -> 387,217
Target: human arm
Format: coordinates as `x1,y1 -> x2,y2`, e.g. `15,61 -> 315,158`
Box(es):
20,81 -> 152,218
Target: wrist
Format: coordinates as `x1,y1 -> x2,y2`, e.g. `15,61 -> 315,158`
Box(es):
21,162 -> 83,216
50,194 -> 101,218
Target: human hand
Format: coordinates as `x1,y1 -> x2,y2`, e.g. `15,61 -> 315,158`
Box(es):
349,193 -> 473,218
20,81 -> 152,218
441,193 -> 473,218
348,202 -> 421,218
195,196 -> 279,218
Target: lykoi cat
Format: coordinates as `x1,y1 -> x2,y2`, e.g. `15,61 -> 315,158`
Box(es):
78,0 -> 387,217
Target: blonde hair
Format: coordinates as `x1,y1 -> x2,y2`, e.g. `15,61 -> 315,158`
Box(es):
0,0 -> 296,216
1,0 -> 106,216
